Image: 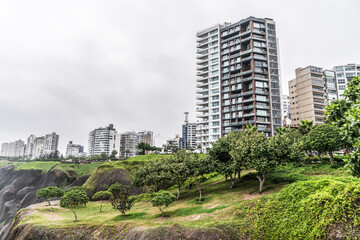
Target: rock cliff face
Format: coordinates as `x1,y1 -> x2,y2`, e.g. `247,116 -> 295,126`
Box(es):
0,164 -> 88,239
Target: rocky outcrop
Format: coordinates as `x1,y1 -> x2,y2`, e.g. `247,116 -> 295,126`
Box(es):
0,164 -> 87,239
7,207 -> 236,240
83,165 -> 144,199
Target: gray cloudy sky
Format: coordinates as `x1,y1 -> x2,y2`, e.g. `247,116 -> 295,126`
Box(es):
0,0 -> 359,153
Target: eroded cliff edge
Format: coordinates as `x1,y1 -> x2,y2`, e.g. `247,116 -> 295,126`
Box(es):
0,165 -> 88,239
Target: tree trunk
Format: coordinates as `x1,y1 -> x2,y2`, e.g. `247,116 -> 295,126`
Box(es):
237,171 -> 241,182
256,172 -> 266,194
195,180 -> 202,201
329,151 -> 334,164
100,202 -> 103,213
229,173 -> 235,189
225,175 -> 228,181
73,207 -> 78,222
158,206 -> 165,217
176,185 -> 183,199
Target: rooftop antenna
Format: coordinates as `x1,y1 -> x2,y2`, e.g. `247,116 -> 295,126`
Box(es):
184,112 -> 189,124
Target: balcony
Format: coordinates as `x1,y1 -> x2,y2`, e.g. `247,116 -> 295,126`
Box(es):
196,88 -> 208,94
196,106 -> 209,112
256,104 -> 270,110
241,69 -> 253,76
242,76 -> 253,82
240,49 -> 252,56
243,113 -> 255,118
243,105 -> 254,110
239,29 -> 251,37
244,120 -> 255,125
258,127 -> 271,132
240,36 -> 251,43
255,89 -> 269,95
256,120 -> 271,124
242,90 -> 254,96
196,94 -> 209,100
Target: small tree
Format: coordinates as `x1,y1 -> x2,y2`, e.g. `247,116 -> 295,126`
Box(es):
150,190 -> 176,217
36,186 -> 63,211
186,154 -> 215,201
164,150 -> 191,199
298,120 -> 314,135
108,183 -> 134,216
100,152 -> 107,160
133,160 -> 173,191
137,142 -> 152,155
60,189 -> 89,222
303,124 -> 343,164
110,150 -> 118,160
92,191 -> 112,212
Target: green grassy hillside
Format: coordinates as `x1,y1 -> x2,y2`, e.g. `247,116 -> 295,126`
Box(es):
16,162 -> 359,239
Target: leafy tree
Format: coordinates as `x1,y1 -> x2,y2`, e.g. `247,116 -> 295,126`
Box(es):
232,128 -> 274,194
137,142 -> 152,155
92,191 -> 112,212
60,189 -> 89,222
164,150 -> 192,199
150,190 -> 176,217
110,150 -> 118,160
100,152 -> 108,160
186,154 -> 215,201
108,182 -> 134,216
298,120 -> 315,135
326,76 -> 360,176
271,128 -> 305,164
209,131 -> 240,188
133,160 -> 173,191
36,186 -> 63,210
303,124 -> 342,164
325,99 -> 353,154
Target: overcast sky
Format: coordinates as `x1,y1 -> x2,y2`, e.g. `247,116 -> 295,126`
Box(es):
0,0 -> 359,153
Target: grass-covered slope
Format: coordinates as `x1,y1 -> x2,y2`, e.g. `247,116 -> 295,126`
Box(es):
9,162 -> 360,239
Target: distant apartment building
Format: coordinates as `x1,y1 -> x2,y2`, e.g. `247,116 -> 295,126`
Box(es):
14,140 -> 25,157
282,95 -> 290,118
333,64 -> 360,98
88,124 -> 117,156
288,66 -> 338,126
118,131 -> 138,160
180,112 -> 197,150
33,137 -> 45,159
196,17 -> 282,150
25,135 -> 36,159
1,143 -> 9,157
44,132 -> 59,156
137,131 -> 153,146
0,140 -> 24,158
66,141 -> 84,157
163,134 -> 181,153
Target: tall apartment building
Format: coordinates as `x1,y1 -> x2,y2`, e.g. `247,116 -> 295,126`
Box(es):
25,135 -> 36,159
1,143 -> 9,157
33,137 -> 45,159
282,95 -> 290,119
118,131 -> 138,160
44,132 -> 59,156
333,64 -> 360,98
88,124 -> 117,156
66,141 -> 84,157
196,17 -> 282,149
288,66 -> 338,126
137,131 -> 153,146
180,112 -> 197,150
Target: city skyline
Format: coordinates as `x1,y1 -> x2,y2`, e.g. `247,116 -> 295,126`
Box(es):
0,0 -> 359,154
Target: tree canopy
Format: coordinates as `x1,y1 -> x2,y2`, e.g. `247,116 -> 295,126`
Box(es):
36,186 -> 63,209
60,188 -> 89,222
150,190 -> 176,217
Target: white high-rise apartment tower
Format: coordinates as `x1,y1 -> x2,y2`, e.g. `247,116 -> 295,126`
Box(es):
333,64 -> 360,99
196,17 -> 282,150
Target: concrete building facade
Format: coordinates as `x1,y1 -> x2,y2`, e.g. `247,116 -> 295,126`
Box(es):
196,17 -> 282,150
66,141 -> 84,157
44,132 -> 59,156
118,131 -> 138,160
333,64 -> 360,98
88,124 -> 117,156
288,66 -> 338,126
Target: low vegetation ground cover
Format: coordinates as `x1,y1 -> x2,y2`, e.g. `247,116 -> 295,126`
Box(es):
1,161 -> 104,177
20,161 -> 354,239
